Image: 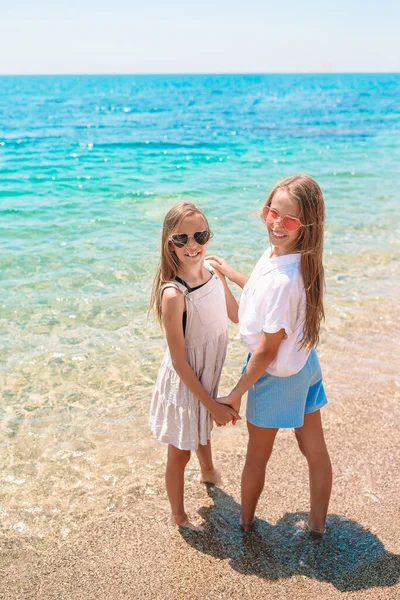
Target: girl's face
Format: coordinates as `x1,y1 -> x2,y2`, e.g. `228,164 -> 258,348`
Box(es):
264,190 -> 301,256
170,213 -> 210,267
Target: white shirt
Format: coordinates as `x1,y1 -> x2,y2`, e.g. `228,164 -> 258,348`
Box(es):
239,248 -> 310,377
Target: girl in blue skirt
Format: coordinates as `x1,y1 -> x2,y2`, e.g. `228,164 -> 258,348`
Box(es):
208,174 -> 332,535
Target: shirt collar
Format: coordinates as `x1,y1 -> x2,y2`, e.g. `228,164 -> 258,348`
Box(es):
259,247 -> 301,274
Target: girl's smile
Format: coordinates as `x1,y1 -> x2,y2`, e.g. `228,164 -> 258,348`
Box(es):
270,230 -> 288,240
172,214 -> 210,267
184,250 -> 201,260
265,190 -> 301,256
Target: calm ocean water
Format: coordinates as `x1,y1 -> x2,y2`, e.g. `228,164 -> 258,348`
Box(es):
1,74 -> 399,541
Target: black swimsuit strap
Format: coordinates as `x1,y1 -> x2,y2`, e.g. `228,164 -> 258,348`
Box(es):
175,276 -> 208,293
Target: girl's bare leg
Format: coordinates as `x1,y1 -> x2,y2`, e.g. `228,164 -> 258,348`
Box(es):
241,422 -> 279,531
165,445 -> 191,525
196,440 -> 220,484
295,410 -> 332,533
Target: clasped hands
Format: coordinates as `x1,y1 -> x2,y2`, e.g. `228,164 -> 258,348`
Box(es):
212,394 -> 242,427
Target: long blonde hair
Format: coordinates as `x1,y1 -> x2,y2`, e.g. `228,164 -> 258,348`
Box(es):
150,201 -> 211,326
263,174 -> 325,349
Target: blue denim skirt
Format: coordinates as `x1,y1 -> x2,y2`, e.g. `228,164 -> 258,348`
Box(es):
244,349 -> 327,428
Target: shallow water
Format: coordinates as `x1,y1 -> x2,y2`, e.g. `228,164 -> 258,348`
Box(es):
1,74 -> 399,544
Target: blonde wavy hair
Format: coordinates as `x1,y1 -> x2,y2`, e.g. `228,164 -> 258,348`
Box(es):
262,174 -> 326,349
149,201 -> 212,326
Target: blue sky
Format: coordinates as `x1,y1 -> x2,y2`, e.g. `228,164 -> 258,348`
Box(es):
1,0 -> 399,74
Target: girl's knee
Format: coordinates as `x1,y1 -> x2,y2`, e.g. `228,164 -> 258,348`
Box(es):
245,450 -> 271,470
178,451 -> 191,467
244,460 -> 267,475
303,444 -> 330,465
168,446 -> 191,466
295,417 -> 328,460
294,429 -> 306,457
315,446 -> 331,463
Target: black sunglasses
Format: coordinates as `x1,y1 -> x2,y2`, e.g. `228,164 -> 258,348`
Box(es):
169,230 -> 213,248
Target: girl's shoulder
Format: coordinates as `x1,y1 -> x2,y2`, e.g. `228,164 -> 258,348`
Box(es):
161,283 -> 180,296
271,268 -> 303,293
254,249 -> 301,280
204,261 -> 216,276
160,281 -> 187,302
252,252 -> 304,297
161,280 -> 187,293
161,283 -> 186,315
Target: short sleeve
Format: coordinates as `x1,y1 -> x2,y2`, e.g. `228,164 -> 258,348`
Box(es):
262,272 -> 301,338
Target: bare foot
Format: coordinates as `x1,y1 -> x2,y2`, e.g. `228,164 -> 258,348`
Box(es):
171,513 -> 190,526
171,513 -> 203,531
305,523 -> 325,538
240,518 -> 254,532
199,468 -> 221,485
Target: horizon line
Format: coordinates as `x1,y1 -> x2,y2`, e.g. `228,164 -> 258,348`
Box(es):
1,71 -> 399,77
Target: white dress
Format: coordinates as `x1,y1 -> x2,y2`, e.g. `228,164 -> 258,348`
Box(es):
149,267 -> 228,450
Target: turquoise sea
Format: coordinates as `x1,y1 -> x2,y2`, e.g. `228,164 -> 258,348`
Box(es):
1,74 -> 399,542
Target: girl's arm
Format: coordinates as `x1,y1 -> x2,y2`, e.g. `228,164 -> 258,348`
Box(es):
162,287 -> 240,426
211,265 -> 238,323
218,329 -> 285,413
206,255 -> 248,289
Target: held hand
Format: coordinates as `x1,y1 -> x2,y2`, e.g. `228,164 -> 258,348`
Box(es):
206,255 -> 236,281
217,394 -> 242,424
211,402 -> 241,427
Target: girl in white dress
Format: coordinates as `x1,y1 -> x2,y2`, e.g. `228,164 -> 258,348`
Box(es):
149,201 -> 240,527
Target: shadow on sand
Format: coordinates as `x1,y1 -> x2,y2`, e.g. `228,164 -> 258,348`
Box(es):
180,485 -> 400,592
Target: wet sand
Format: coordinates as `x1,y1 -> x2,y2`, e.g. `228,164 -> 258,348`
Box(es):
1,314 -> 400,599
